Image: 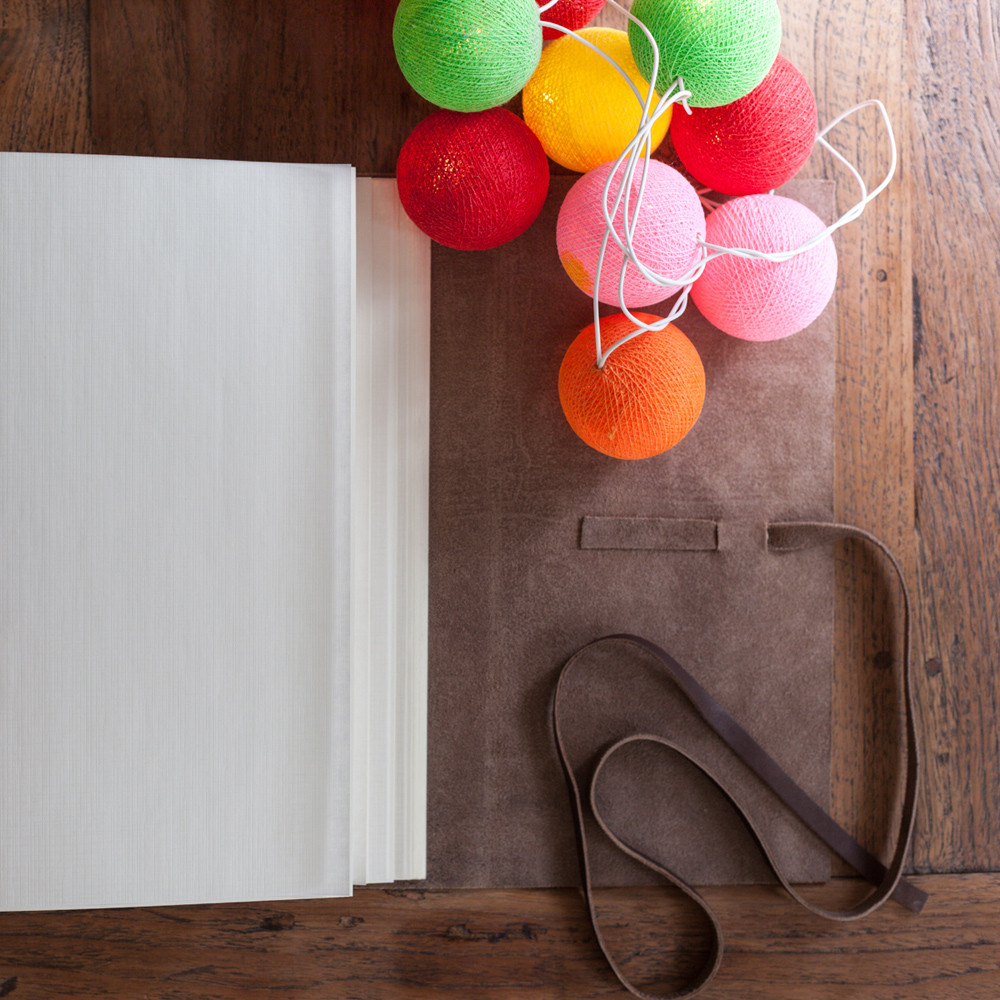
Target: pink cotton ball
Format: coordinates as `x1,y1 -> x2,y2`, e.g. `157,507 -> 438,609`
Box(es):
690,194 -> 837,341
557,159 -> 705,308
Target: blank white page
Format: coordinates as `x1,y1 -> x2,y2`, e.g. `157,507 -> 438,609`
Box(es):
0,153 -> 355,909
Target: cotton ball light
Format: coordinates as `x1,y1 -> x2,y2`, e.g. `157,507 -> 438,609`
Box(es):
690,194 -> 837,341
671,55 -> 817,195
393,0 -> 542,112
523,27 -> 671,174
396,108 -> 549,251
535,0 -> 606,41
628,0 -> 781,108
556,159 -> 705,307
559,313 -> 705,459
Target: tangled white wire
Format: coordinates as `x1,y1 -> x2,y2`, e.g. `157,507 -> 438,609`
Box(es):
540,0 -> 897,368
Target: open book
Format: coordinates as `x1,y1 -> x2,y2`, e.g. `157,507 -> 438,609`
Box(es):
0,154 -> 430,909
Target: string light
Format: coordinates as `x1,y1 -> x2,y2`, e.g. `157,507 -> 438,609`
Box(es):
393,0 -> 897,457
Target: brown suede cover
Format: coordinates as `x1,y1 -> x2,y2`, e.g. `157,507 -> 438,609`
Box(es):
424,178 -> 836,888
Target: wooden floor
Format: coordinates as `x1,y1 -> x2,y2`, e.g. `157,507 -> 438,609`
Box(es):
1,1 -> 998,997
0,875 -> 998,1000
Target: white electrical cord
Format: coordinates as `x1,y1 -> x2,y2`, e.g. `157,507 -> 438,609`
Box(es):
539,0 -> 896,368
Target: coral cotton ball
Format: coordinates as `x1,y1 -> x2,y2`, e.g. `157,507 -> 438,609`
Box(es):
671,56 -> 818,196
523,27 -> 670,173
535,0 -> 606,40
393,0 -> 542,112
559,313 -> 705,459
628,0 -> 781,108
557,160 -> 704,307
691,194 -> 837,341
396,108 -> 549,251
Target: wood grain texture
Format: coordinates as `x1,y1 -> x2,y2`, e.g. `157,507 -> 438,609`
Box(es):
906,0 -> 1000,873
1,875 -> 999,999
90,0 -> 431,171
0,0 -> 91,152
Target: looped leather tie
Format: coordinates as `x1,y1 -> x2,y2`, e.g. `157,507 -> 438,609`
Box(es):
552,521 -> 925,999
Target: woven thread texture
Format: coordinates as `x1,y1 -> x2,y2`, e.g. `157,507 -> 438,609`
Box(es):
396,108 -> 550,250
628,0 -> 781,108
523,27 -> 671,173
671,55 -> 817,195
393,0 -> 542,112
559,312 -> 705,459
557,160 -> 705,307
536,0 -> 607,40
690,194 -> 837,340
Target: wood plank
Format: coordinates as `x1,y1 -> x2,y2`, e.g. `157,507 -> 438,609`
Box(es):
1,875 -> 998,999
90,0 -> 429,172
0,0 -> 91,153
906,0 -> 1000,872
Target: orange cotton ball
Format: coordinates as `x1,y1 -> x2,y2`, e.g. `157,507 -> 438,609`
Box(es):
558,312 -> 705,459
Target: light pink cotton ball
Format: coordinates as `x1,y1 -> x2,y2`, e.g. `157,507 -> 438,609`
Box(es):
690,194 -> 837,341
557,159 -> 705,308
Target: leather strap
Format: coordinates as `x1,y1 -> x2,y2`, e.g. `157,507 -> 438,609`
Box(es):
552,521 -> 924,999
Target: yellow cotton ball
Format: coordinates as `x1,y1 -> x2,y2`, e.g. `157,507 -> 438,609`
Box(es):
522,27 -> 671,173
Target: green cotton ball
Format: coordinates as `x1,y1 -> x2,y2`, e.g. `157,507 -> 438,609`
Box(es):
628,0 -> 782,109
393,0 -> 543,113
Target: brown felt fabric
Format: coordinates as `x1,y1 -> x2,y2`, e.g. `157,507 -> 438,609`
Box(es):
424,178 -> 836,889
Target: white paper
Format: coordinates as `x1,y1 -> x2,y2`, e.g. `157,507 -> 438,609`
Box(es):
387,181 -> 430,883
0,153 -> 356,908
353,179 -> 429,884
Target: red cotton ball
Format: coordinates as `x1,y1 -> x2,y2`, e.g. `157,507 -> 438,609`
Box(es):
536,0 -> 607,41
396,108 -> 550,251
670,55 -> 818,196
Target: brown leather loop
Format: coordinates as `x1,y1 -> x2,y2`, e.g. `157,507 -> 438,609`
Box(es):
552,521 -> 924,999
